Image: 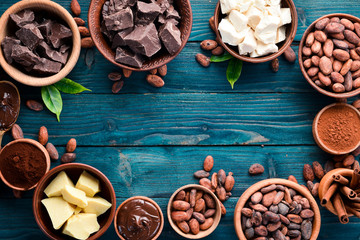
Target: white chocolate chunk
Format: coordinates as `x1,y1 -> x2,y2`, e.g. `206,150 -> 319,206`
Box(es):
74,206 -> 83,214
255,41 -> 278,56
236,0 -> 254,13
266,0 -> 281,6
279,8 -> 291,26
265,5 -> 281,17
41,197 -> 75,230
255,15 -> 280,43
63,213 -> 100,240
250,50 -> 262,57
253,0 -> 266,11
75,171 -> 100,197
238,29 -> 257,55
83,196 -> 112,216
229,10 -> 248,32
62,185 -> 88,208
218,18 -> 248,45
245,5 -> 263,29
276,26 -> 286,43
220,0 -> 240,14
44,171 -> 74,198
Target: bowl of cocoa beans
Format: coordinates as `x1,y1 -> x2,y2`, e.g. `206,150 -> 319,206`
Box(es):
167,184 -> 222,239
234,179 -> 321,240
299,14 -> 360,98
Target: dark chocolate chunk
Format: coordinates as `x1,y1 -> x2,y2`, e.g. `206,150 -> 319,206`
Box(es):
153,0 -> 170,14
59,44 -> 70,54
108,0 -> 136,13
48,23 -> 72,48
111,28 -> 133,49
1,37 -> 21,64
115,47 -> 144,68
11,45 -> 41,67
38,19 -> 53,41
159,21 -> 182,55
124,23 -> 161,57
103,7 -> 134,32
9,10 -> 35,27
158,14 -> 179,25
102,0 -> 110,16
15,23 -> 43,50
36,41 -> 68,64
135,1 -> 162,25
32,58 -> 62,74
101,21 -> 116,41
165,5 -> 181,20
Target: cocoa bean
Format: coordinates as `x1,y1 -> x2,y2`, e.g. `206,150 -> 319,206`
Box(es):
61,153 -> 76,164
74,17 -> 85,26
311,40 -> 321,54
185,208 -> 193,221
279,213 -> 290,225
354,99 -> 360,108
340,59 -> 353,75
333,39 -> 348,49
249,163 -> 264,175
112,81 -> 124,93
194,170 -> 210,179
269,205 -> 279,213
108,72 -> 122,81
323,39 -> 334,57
203,155 -> 214,171
284,188 -> 292,204
251,211 -> 263,226
287,214 -> 303,224
283,47 -> 296,63
344,30 -> 360,44
78,26 -> 90,37
315,18 -> 330,30
194,198 -> 205,212
189,218 -> 199,234
250,203 -> 268,212
149,69 -> 157,75
190,189 -> 196,207
262,191 -> 277,207
306,32 -> 315,47
255,225 -> 268,236
341,18 -> 354,30
171,211 -> 188,222
202,194 -> 214,209
146,74 -> 164,88
288,230 -> 301,238
301,220 -> 312,240
70,0 -> 81,16
271,58 -> 279,72
192,212 -> 205,224
185,192 -> 190,202
122,68 -> 132,78
38,126 -> 48,145
311,161 -> 324,180
209,16 -> 216,32
261,184 -> 277,194
251,192 -> 263,204
302,46 -> 312,56
344,72 -> 353,91
157,65 -> 167,77
267,221 -> 281,232
312,182 -> 319,197
300,209 -> 314,218
196,53 -> 210,67
200,40 -> 218,51
11,124 -> 23,140
245,228 -> 255,239
66,138 -> 77,153
173,200 -> 190,211
350,49 -> 360,60
325,22 -> 345,33
343,154 -> 355,167
353,69 -> 360,78
273,191 -> 285,205
199,178 -> 212,191
333,49 -> 350,61
306,181 -> 314,192
218,169 -> 226,185
300,198 -> 310,209
319,56 -> 333,75
220,201 -> 226,215
330,32 -> 345,40
200,218 -> 213,230
204,209 -> 216,218
303,59 -> 312,68
242,207 -> 253,217
263,211 -> 280,222
211,172 -> 218,189
289,201 -> 302,215
26,100 -> 43,111
46,143 -> 59,161
216,186 -> 226,202
345,40 -> 356,49
177,221 -> 190,233
333,83 -> 345,92
211,46 -> 224,55
195,191 -> 203,201
81,37 -> 94,48
224,172 -> 235,192
287,175 -> 298,183
356,47 -> 360,55
288,223 -> 301,230
333,60 -> 343,72
307,67 -> 319,77
314,30 -> 327,42
318,72 -> 331,86
303,164 -> 315,181
311,55 -> 320,66
175,190 -> 186,200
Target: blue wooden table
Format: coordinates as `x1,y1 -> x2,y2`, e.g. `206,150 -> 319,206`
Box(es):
1,0 -> 360,239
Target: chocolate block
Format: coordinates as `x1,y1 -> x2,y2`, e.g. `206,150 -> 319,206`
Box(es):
108,0 -> 136,13
33,58 -> 62,74
158,14 -> 179,25
9,10 -> 35,27
1,37 -> 21,64
11,45 -> 41,67
115,47 -> 144,68
159,21 -> 181,55
48,23 -> 72,48
38,19 -> 53,40
15,23 -> 43,50
59,44 -> 70,54
135,1 -> 162,25
165,5 -> 181,20
154,0 -> 170,14
104,7 -> 134,32
111,28 -> 133,49
102,1 -> 110,16
37,41 -> 68,64
101,21 -> 116,41
124,23 -> 161,57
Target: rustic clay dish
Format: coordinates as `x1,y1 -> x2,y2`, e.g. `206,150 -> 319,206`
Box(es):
88,0 -> 193,71
114,196 -> 164,240
33,163 -> 116,240
234,178 -> 321,240
299,13 -> 360,99
214,0 -> 298,63
167,184 -> 221,239
312,103 -> 360,155
0,0 -> 81,87
0,138 -> 50,191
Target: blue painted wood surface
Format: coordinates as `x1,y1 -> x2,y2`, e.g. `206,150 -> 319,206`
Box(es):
0,0 -> 360,239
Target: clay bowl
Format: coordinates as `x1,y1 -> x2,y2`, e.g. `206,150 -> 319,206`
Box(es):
312,103 -> 360,155
167,184 -> 222,239
88,0 -> 192,72
234,178 -> 321,240
114,196 -> 164,240
33,163 -> 116,240
0,138 -> 50,191
0,0 -> 81,87
214,0 -> 298,63
299,13 -> 360,98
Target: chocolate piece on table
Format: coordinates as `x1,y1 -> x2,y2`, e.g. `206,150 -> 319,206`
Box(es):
37,41 -> 68,64
48,23 -> 72,48
115,47 -> 144,68
165,5 -> 181,20
9,9 -> 35,27
135,1 -> 162,25
15,23 -> 44,50
158,14 -> 179,25
159,21 -> 182,55
38,19 -> 53,40
32,58 -> 62,74
103,7 -> 134,32
124,23 -> 161,57
111,28 -> 133,49
11,45 -> 41,67
1,36 -> 21,64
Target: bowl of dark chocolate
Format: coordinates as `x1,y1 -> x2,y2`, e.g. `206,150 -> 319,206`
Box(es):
0,138 -> 50,191
33,163 -> 116,240
114,196 -> 164,240
88,0 -> 192,71
0,0 -> 81,87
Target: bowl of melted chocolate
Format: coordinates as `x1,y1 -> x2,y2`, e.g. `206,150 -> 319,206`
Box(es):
115,196 -> 164,240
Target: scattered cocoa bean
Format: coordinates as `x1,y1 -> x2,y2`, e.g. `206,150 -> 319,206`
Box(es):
70,0 -> 81,16
158,65 -> 167,77
200,40 -> 218,51
303,164 -> 315,181
149,68 -> 157,75
112,81 -> 124,93
46,143 -> 59,161
73,17 -> 85,26
78,26 -> 90,37
312,161 -> 325,179
26,100 -> 43,111
122,68 -> 132,78
249,163 -> 264,175
212,46 -> 224,55
146,74 -> 164,88
288,175 -> 298,183
108,72 -> 122,81
220,201 -> 226,215
283,47 -> 296,63
195,53 -> 210,67
216,186 -> 226,202
11,124 -> 23,140
194,170 -> 210,179
199,178 -> 212,191
203,155 -> 214,172
271,58 -> 279,72
81,37 -> 94,48
61,153 -> 76,164
38,126 -> 48,145
211,172 -> 218,189
224,172 -> 235,192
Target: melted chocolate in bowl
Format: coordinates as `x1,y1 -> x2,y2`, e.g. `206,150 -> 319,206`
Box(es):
117,199 -> 161,240
0,81 -> 20,130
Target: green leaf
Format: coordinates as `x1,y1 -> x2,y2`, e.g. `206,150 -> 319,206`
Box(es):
210,52 -> 233,62
54,78 -> 91,94
226,58 -> 243,89
41,86 -> 63,122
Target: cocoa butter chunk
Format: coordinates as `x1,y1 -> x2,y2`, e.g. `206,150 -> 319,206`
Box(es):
38,19 -> 54,40
11,45 -> 41,67
103,7 -> 134,32
165,5 -> 181,20
9,9 -> 35,27
124,23 -> 161,57
135,1 -> 162,25
115,47 -> 144,68
37,41 -> 68,64
33,58 -> 62,74
15,23 -> 44,50
48,23 -> 73,48
111,28 -> 133,49
159,21 -> 182,55
1,36 -> 21,64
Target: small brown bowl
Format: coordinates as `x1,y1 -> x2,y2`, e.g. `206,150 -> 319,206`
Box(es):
114,196 -> 164,240
234,178 -> 321,240
0,138 -> 50,191
167,184 -> 222,239
299,13 -> 360,99
33,163 -> 116,240
312,103 -> 360,155
214,0 -> 298,63
0,0 -> 81,87
88,0 -> 192,72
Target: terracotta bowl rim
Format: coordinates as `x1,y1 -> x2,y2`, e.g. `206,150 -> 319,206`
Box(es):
298,13 -> 360,99
114,196 -> 164,240
233,178 -> 321,240
0,0 -> 81,87
213,0 -> 298,63
32,163 -> 117,240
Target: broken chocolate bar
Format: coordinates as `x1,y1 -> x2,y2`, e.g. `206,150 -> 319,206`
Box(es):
37,41 -> 68,64
158,14 -> 179,25
11,45 -> 40,67
38,19 -> 53,40
115,47 -> 144,68
159,21 -> 181,55
1,37 -> 21,64
154,0 -> 171,14
48,23 -> 72,48
135,1 -> 162,25
111,28 -> 133,49
103,7 -> 134,32
165,5 -> 181,20
9,9 -> 35,27
15,23 -> 43,50
33,57 -> 62,74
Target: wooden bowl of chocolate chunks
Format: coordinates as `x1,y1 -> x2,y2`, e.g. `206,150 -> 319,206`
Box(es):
0,0 -> 81,87
88,0 -> 193,71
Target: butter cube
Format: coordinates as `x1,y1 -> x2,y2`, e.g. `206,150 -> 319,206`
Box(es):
276,26 -> 286,43
63,213 -> 100,240
245,5 -> 263,29
41,197 -> 75,230
220,0 -> 239,14
229,10 -> 248,32
238,29 -> 257,55
279,8 -> 291,26
75,171 -> 100,197
255,41 -> 278,56
62,185 -> 88,208
74,206 -> 83,214
44,171 -> 74,198
218,18 -> 248,46
255,15 -> 280,43
83,196 -> 112,216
